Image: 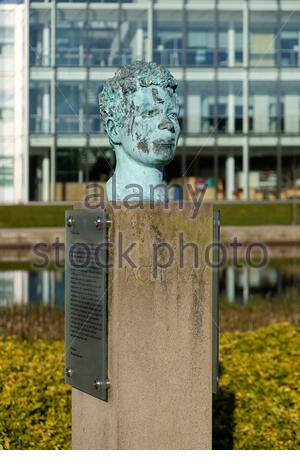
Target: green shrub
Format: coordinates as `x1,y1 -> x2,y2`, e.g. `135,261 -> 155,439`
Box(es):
0,338 -> 71,450
214,323 -> 300,449
0,323 -> 299,449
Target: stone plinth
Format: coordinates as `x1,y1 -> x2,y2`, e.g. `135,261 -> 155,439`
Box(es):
72,202 -> 213,449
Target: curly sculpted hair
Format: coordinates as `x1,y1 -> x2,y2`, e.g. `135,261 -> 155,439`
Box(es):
98,60 -> 178,134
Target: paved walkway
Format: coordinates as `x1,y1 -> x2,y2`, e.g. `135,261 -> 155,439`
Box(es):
221,225 -> 300,245
0,225 -> 299,248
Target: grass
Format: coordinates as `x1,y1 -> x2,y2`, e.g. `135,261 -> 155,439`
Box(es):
0,202 -> 299,228
0,205 -> 71,229
215,202 -> 300,226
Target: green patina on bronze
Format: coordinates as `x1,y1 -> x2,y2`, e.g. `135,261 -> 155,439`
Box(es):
98,61 -> 181,202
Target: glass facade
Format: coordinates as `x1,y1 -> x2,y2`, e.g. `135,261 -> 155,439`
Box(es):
28,0 -> 300,202
30,80 -> 51,133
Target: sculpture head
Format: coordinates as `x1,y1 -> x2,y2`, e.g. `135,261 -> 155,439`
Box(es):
98,61 -> 180,168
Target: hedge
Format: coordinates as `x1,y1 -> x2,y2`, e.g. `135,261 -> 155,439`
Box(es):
0,339 -> 71,450
214,323 -> 300,449
0,323 -> 299,449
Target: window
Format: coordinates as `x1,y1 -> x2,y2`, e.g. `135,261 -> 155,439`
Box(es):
280,12 -> 300,67
281,82 -> 300,133
154,10 -> 183,66
120,8 -> 147,63
187,11 -> 215,67
249,82 -> 278,133
0,157 -> 13,186
56,82 -> 85,133
87,82 -> 104,133
30,9 -> 51,66
88,9 -> 120,66
29,81 -> 51,133
250,12 -> 277,67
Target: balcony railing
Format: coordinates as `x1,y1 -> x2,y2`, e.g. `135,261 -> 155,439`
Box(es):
30,49 -> 51,67
280,48 -> 300,67
250,49 -> 300,67
55,114 -> 104,133
30,115 -> 51,134
56,48 -> 136,67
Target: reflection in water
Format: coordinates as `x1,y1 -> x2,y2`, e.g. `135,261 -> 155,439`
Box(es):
0,262 -> 299,307
0,270 -> 64,308
220,263 -> 300,304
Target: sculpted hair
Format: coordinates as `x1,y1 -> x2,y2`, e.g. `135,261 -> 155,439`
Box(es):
98,61 -> 178,135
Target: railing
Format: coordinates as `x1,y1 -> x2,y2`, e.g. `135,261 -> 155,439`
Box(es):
30,49 -> 51,67
250,49 -> 300,67
154,48 -> 243,67
280,48 -> 299,67
30,115 -> 51,134
55,47 -> 136,67
55,114 -> 104,133
56,115 -> 82,133
153,49 -> 184,66
250,52 -> 276,66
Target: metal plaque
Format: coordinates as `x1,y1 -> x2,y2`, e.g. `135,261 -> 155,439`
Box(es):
212,210 -> 220,394
65,209 -> 110,401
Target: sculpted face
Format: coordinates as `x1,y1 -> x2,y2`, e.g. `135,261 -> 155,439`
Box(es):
116,85 -> 180,167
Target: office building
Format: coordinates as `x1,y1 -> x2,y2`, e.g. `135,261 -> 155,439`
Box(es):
0,0 -> 28,202
3,0 -> 300,201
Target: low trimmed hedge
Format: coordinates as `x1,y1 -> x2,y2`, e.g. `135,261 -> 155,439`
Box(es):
214,323 -> 300,449
0,339 -> 71,450
0,323 -> 299,449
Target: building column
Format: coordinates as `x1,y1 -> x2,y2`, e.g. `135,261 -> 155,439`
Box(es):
226,154 -> 235,200
79,107 -> 84,133
187,94 -> 201,133
226,265 -> 235,303
242,139 -> 249,200
253,95 -> 268,133
243,0 -> 249,68
228,83 -> 235,134
43,24 -> 50,66
242,265 -> 249,304
14,271 -> 29,305
284,94 -> 299,133
135,26 -> 144,60
42,270 -> 50,304
228,21 -> 235,67
146,0 -> 153,62
42,153 -> 50,202
243,68 -> 249,200
50,139 -> 56,201
42,85 -> 50,133
78,169 -> 84,183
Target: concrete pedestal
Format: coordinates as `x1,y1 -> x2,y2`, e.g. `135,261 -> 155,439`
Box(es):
72,202 -> 213,449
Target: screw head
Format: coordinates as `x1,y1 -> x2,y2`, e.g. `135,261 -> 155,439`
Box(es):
66,367 -> 72,378
66,215 -> 74,227
94,379 -> 111,389
94,379 -> 102,389
94,216 -> 103,229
